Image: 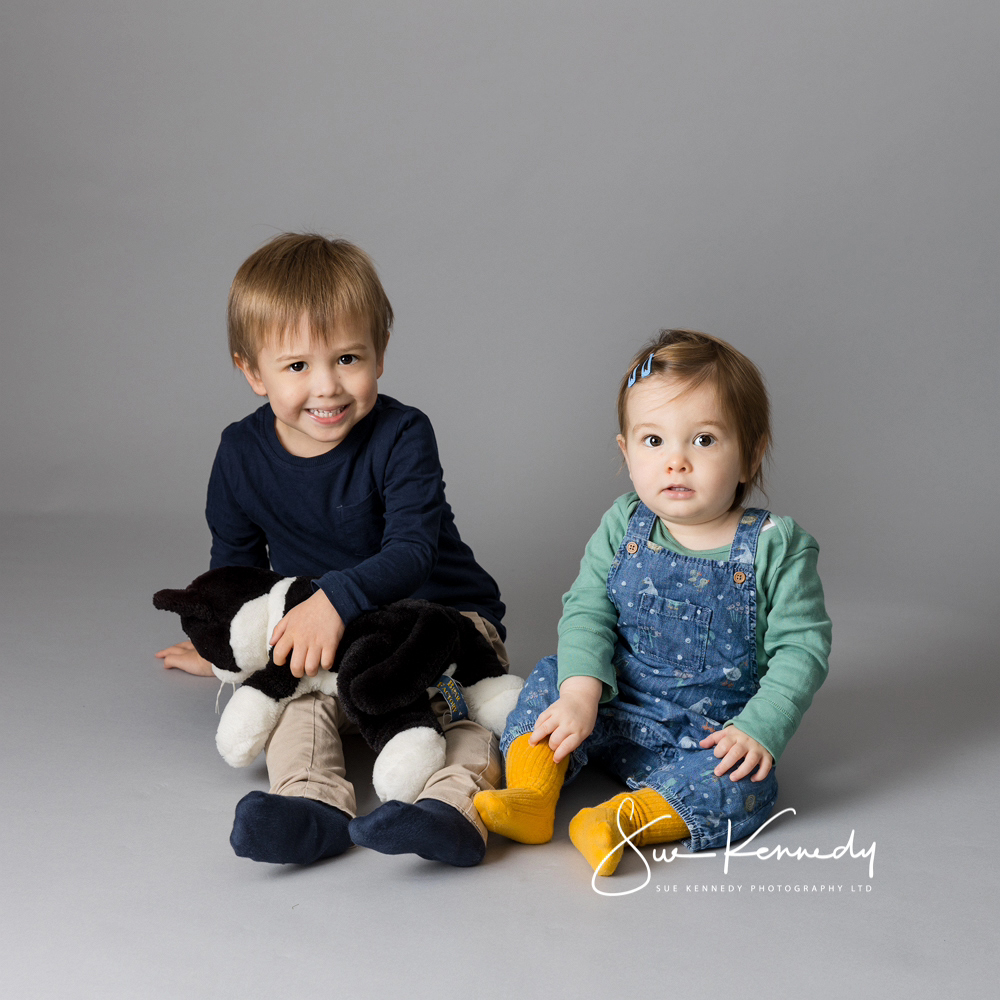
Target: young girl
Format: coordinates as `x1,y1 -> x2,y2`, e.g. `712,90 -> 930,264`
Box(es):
475,330 -> 831,876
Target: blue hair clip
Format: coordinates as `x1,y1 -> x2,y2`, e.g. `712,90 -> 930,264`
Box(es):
628,351 -> 656,388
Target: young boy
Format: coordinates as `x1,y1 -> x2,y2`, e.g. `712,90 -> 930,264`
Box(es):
156,233 -> 507,867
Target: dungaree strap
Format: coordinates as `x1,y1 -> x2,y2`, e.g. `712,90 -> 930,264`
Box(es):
728,508 -> 770,564
625,502 -> 659,544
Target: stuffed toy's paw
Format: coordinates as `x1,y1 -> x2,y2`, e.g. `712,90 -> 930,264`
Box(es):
372,727 -> 447,803
217,686 -> 286,767
216,670 -> 338,767
463,674 -> 524,737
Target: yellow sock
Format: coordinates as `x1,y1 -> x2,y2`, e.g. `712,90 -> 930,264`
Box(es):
569,788 -> 689,876
473,734 -> 569,844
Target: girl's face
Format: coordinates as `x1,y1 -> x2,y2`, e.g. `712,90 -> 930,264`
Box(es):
617,376 -> 746,545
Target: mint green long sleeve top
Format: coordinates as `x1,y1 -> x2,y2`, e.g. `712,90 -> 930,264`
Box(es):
556,493 -> 831,763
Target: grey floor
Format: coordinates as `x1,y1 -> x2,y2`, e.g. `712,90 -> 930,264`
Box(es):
2,512 -> 995,998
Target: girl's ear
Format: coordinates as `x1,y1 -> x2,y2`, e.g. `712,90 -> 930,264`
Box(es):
234,355 -> 267,397
744,439 -> 768,483
616,434 -> 631,474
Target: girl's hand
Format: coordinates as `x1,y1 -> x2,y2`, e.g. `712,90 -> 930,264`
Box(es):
270,589 -> 345,678
530,676 -> 603,763
155,640 -> 214,676
700,726 -> 773,782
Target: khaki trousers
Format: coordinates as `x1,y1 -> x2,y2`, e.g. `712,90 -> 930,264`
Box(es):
263,612 -> 508,843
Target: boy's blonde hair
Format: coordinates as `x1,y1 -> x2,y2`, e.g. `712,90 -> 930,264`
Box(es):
617,330 -> 771,508
228,233 -> 394,371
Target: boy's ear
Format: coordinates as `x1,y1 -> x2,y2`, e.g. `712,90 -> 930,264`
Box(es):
376,332 -> 389,379
234,355 -> 267,397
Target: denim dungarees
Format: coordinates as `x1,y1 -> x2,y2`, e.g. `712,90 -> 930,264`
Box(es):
503,502 -> 779,851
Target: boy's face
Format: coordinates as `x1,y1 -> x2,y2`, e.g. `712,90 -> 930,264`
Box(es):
617,376 -> 746,541
237,315 -> 384,458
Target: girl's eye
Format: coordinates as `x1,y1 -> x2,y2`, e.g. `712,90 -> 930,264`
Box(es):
694,433 -> 715,447
338,354 -> 359,365
641,435 -> 662,447
288,361 -> 307,373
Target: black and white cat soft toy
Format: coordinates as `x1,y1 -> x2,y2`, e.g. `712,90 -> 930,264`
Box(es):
153,567 -> 523,803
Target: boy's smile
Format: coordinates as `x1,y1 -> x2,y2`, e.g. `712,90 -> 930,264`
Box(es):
237,315 -> 384,458
617,377 -> 748,549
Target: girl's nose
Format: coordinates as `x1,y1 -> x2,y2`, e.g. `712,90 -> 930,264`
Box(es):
665,450 -> 691,473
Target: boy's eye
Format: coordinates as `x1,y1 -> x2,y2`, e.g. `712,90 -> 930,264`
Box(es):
641,435 -> 662,447
338,354 -> 359,365
694,433 -> 716,447
288,361 -> 307,373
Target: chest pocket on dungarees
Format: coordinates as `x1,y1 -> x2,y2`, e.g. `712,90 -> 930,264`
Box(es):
636,594 -> 713,671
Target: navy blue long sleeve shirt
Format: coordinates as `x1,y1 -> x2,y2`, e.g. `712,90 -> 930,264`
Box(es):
206,395 -> 505,637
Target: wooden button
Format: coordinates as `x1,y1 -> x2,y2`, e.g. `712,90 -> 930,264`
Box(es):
733,570 -> 747,585
626,541 -> 639,555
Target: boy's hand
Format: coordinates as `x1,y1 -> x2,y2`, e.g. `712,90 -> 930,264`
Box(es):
155,640 -> 214,676
700,726 -> 773,782
530,675 -> 603,764
270,589 -> 344,678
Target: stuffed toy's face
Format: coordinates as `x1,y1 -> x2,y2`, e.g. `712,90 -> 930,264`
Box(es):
176,611 -> 244,675
153,567 -> 283,678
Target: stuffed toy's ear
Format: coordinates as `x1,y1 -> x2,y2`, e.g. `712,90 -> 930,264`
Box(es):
152,588 -> 213,620
451,609 -> 506,680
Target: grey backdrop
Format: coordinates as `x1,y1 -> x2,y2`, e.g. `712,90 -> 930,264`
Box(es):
2,2 -> 997,997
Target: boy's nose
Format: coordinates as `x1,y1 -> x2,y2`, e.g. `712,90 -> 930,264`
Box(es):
311,367 -> 341,396
665,451 -> 691,473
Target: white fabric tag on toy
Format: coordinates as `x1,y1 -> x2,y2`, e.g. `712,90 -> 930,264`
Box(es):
215,678 -> 237,714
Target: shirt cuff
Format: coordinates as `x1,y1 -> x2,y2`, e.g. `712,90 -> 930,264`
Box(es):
723,694 -> 801,763
556,627 -> 619,702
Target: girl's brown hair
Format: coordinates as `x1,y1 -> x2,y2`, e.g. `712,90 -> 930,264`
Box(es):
617,330 -> 771,508
228,233 -> 393,371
